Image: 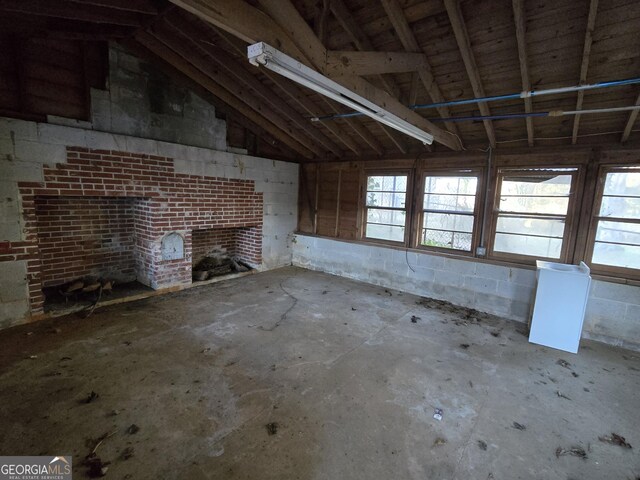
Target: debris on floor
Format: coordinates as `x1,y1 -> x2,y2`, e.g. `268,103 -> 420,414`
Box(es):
85,391 -> 99,404
598,433 -> 632,449
120,447 -> 135,460
86,456 -> 110,478
265,422 -> 279,435
555,446 -> 587,459
557,359 -> 571,369
478,440 -> 488,451
460,343 -> 470,349
556,391 -> 572,400
433,408 -> 443,421
411,315 -> 420,323
512,422 -> 526,431
433,437 -> 447,447
126,424 -> 140,435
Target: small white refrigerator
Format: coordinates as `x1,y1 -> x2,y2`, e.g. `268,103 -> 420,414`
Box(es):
528,261 -> 591,354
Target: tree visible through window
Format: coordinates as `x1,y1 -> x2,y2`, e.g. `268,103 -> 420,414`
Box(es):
422,175 -> 478,251
589,167 -> 640,271
492,168 -> 576,260
365,175 -> 407,242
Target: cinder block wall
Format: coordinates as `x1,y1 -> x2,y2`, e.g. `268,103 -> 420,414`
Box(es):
293,235 -> 640,351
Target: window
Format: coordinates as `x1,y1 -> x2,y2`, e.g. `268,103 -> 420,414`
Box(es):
491,168 -> 577,261
364,174 -> 408,242
420,173 -> 479,251
587,166 -> 640,273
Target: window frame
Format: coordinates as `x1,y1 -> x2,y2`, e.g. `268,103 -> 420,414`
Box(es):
360,169 -> 412,246
488,166 -> 583,265
584,164 -> 640,280
415,168 -> 483,255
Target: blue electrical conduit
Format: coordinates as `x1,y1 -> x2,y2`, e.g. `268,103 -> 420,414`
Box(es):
310,76 -> 640,122
428,105 -> 640,123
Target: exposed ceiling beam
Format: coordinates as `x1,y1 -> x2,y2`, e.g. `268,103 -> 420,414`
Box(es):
512,0 -> 534,147
163,15 -> 344,157
68,0 -> 157,15
328,0 -> 408,153
326,50 -> 429,76
380,0 -> 461,140
214,29 -> 363,156
0,0 -> 144,26
169,0 -> 462,151
621,91 -> 640,143
444,0 -> 496,148
571,0 -> 599,145
123,39 -> 299,161
133,31 -> 315,160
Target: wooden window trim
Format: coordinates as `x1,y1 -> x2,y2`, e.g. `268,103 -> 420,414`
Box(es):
584,164 -> 640,280
360,169 -> 413,246
487,166 -> 585,265
414,168 -> 484,256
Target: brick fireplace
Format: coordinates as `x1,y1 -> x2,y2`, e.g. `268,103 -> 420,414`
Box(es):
14,146 -> 263,315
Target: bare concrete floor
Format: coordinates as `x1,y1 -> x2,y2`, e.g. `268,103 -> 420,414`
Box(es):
0,266 -> 638,479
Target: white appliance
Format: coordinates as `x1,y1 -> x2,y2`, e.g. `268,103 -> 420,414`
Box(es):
528,261 -> 591,354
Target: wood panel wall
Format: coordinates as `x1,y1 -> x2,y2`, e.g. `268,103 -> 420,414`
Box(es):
0,36 -> 106,121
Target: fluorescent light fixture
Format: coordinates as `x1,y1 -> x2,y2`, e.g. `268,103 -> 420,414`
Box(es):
247,42 -> 434,145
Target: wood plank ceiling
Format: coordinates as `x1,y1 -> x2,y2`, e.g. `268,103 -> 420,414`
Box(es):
1,0 -> 640,161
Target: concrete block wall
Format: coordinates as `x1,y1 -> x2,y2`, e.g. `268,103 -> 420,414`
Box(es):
292,235 -> 640,351
88,44 -> 227,151
0,117 -> 298,329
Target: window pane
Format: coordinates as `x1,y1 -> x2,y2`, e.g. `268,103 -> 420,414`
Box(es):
494,232 -> 562,259
595,220 -> 640,245
367,208 -> 406,226
366,191 -> 406,208
424,176 -> 477,195
599,196 -> 640,219
592,242 -> 640,269
424,193 -> 476,212
423,230 -> 472,251
366,224 -> 405,242
500,174 -> 572,196
499,195 -> 569,215
496,216 -> 565,237
367,175 -> 407,192
424,212 -> 474,233
603,171 -> 640,196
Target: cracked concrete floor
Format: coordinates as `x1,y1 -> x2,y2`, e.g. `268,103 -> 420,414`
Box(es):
0,266 -> 638,479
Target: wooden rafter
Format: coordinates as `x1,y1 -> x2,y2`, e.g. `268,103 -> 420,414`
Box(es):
380,0 -> 461,139
169,0 -> 462,151
133,31 -> 316,159
329,0 -> 409,154
68,0 -> 157,14
214,29 -> 363,156
512,0 -> 534,147
146,26 -> 326,157
621,92 -> 640,143
325,51 -> 429,76
571,0 -> 599,145
444,0 -> 496,148
0,0 -> 146,26
163,14 -> 344,157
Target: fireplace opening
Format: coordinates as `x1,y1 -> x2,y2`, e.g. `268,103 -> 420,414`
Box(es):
191,226 -> 261,282
34,196 -> 152,313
